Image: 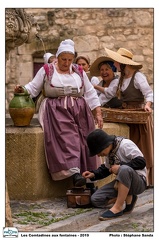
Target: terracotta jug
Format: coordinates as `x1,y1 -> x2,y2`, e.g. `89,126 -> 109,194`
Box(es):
9,87 -> 35,127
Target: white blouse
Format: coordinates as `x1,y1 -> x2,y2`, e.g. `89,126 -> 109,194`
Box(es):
25,63 -> 101,110
121,72 -> 153,103
105,138 -> 146,178
96,78 -> 119,106
90,76 -> 100,86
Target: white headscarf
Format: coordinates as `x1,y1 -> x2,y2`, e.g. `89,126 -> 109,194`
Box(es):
56,39 -> 75,57
43,53 -> 54,63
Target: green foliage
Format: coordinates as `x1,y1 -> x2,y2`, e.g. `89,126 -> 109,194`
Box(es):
14,208 -> 93,226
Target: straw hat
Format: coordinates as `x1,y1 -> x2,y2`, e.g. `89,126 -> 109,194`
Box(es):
105,48 -> 142,69
90,56 -> 115,76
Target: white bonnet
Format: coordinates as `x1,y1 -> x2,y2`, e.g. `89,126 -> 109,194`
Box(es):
43,53 -> 54,63
56,39 -> 75,57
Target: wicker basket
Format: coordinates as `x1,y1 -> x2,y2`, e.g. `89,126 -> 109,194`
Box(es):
102,107 -> 151,124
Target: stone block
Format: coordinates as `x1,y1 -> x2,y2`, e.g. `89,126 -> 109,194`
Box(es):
102,122 -> 130,138
6,126 -> 74,200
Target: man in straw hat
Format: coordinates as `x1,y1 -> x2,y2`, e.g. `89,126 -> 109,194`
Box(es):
104,47 -> 154,188
82,129 -> 147,220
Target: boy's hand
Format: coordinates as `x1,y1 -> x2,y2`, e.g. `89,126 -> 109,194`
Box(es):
82,171 -> 95,179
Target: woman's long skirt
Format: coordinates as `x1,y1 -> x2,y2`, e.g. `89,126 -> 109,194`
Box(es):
128,115 -> 154,186
39,96 -> 99,180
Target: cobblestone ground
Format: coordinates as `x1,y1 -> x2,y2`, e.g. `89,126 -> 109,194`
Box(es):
10,188 -> 154,232
10,197 -> 93,231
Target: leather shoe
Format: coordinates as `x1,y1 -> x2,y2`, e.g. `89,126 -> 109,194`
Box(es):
86,183 -> 98,195
123,195 -> 138,214
99,209 -> 123,221
73,173 -> 86,187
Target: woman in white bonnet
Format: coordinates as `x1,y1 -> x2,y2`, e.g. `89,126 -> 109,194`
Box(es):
14,39 -> 103,187
43,52 -> 56,63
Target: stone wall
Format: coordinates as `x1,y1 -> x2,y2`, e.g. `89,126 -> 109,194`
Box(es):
6,8 -> 154,111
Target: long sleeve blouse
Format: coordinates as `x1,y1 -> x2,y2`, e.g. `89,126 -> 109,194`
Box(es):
121,72 -> 153,103
25,64 -> 101,110
91,138 -> 146,181
97,78 -> 119,106
105,138 -> 146,178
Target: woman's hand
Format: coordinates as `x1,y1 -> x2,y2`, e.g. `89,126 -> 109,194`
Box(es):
93,106 -> 103,129
95,114 -> 103,129
82,171 -> 95,179
14,85 -> 25,93
144,101 -> 152,112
